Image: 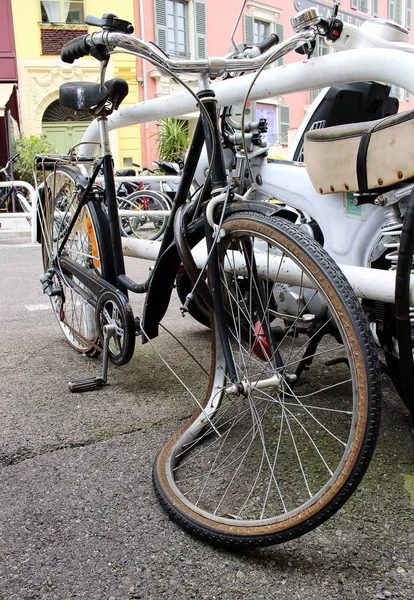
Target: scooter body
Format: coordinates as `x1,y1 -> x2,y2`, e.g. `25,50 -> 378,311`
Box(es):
250,158 -> 388,268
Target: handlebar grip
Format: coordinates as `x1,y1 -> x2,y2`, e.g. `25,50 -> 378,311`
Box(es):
257,33 -> 279,54
61,35 -> 90,64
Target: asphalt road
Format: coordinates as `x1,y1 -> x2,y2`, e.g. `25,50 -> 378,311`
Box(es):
1,235 -> 414,600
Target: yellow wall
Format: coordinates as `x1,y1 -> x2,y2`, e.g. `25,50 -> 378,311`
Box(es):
11,0 -> 141,167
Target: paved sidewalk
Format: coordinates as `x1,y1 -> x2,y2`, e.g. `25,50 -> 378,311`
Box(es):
0,215 -> 32,239
0,239 -> 414,600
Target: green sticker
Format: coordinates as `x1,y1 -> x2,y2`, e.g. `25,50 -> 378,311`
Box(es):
346,193 -> 362,217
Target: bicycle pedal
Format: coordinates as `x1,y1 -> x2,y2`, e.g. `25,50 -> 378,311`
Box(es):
40,272 -> 61,297
68,376 -> 106,393
68,322 -> 116,393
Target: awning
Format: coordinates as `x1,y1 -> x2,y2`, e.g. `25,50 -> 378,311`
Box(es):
0,84 -> 15,118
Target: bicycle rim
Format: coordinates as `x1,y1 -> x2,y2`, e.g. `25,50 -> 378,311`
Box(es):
153,213 -> 381,547
41,168 -> 109,354
119,189 -> 170,240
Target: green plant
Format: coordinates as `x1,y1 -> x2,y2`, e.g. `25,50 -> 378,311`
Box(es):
12,135 -> 56,186
154,118 -> 189,162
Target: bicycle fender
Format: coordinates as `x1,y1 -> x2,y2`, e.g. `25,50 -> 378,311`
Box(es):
141,200 -> 281,340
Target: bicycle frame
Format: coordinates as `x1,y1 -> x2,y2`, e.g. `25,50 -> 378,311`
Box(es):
0,185 -> 15,211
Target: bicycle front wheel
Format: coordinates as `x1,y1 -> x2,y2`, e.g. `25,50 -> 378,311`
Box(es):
40,167 -> 113,355
154,213 -> 381,547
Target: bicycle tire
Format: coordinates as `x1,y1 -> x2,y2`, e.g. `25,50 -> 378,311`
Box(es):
40,166 -> 114,355
153,212 -> 381,547
118,189 -> 170,240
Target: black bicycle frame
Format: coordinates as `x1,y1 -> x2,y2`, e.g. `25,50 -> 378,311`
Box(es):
142,89 -> 230,337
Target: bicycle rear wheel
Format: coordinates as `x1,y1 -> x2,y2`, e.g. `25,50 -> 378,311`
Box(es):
40,166 -> 113,355
118,189 -> 170,240
153,213 -> 381,547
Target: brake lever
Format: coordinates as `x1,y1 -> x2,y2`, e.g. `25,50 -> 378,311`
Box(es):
98,59 -> 108,94
85,13 -> 134,34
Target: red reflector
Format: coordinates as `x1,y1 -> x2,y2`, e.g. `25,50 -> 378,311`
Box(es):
252,322 -> 271,361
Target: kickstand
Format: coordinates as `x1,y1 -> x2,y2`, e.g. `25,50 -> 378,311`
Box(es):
68,323 -> 117,393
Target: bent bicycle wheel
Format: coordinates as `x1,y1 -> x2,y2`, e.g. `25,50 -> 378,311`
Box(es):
153,213 -> 381,547
40,167 -> 113,355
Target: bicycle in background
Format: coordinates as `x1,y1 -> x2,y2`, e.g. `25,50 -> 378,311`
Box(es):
0,154 -> 32,216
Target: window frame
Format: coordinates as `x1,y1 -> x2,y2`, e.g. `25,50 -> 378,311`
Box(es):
351,0 -> 379,17
155,0 -> 207,60
40,0 -> 85,25
167,0 -> 189,57
244,3 -> 283,66
253,19 -> 270,45
388,0 -> 412,28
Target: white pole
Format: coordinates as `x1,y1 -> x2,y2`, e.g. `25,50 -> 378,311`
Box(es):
121,236 -> 414,305
0,181 -> 37,243
80,48 -> 414,157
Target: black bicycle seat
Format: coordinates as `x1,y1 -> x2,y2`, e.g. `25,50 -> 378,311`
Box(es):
115,168 -> 136,177
60,78 -> 129,112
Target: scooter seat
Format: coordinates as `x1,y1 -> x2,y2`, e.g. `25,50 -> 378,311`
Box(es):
304,108 -> 414,194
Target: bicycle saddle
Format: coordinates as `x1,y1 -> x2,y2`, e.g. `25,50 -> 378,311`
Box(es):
115,168 -> 136,177
59,78 -> 128,113
304,108 -> 414,194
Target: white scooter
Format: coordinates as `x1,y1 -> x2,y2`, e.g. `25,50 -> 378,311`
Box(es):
208,3 -> 414,423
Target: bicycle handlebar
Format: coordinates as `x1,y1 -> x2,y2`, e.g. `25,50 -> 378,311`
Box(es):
61,35 -> 91,64
61,28 -> 316,78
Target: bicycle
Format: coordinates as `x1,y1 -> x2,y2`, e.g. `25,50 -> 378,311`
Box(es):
0,154 -> 32,217
112,165 -> 171,240
37,12 -> 380,548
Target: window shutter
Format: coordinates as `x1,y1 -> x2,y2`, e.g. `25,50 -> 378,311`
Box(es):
275,23 -> 284,66
244,14 -> 254,44
351,0 -> 359,9
395,0 -> 403,22
279,104 -> 290,145
406,0 -> 412,27
373,0 -> 379,16
154,0 -> 168,53
360,0 -> 368,11
195,0 -> 207,59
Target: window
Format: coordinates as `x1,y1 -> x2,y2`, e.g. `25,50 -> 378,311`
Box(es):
155,0 -> 207,59
244,16 -> 284,65
256,103 -> 290,146
278,104 -> 290,146
167,0 -> 188,56
253,19 -> 269,45
388,0 -> 412,28
351,0 -> 379,16
40,1 -> 84,24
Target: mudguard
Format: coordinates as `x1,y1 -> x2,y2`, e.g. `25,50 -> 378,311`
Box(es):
141,200 -> 281,340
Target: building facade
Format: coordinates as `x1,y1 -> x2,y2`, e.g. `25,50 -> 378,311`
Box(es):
133,0 -> 414,164
7,0 -> 414,169
11,0 -> 141,168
